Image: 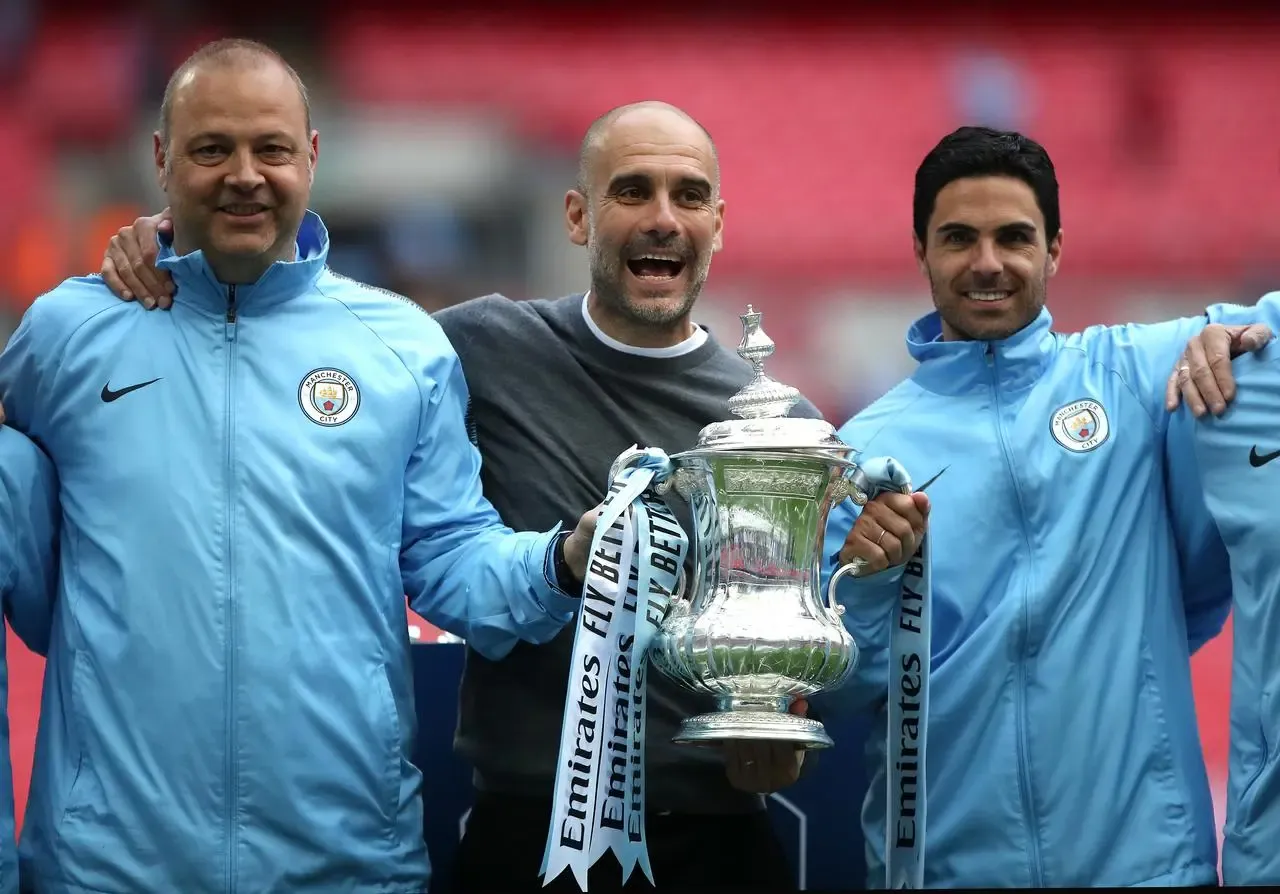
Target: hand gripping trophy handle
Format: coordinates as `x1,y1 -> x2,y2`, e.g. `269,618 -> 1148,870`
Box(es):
826,463 -> 945,603
605,444 -> 690,614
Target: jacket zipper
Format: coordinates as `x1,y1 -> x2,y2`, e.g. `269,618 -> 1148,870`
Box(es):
987,345 -> 1045,886
224,284 -> 238,893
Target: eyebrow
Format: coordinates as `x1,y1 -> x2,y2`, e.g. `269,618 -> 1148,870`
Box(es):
935,221 -> 1038,237
187,131 -> 296,145
605,172 -> 713,194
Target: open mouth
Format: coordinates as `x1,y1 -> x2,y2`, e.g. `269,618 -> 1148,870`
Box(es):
626,255 -> 686,282
219,204 -> 269,218
963,290 -> 1013,303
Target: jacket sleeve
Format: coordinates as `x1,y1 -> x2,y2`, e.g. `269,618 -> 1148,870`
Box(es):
1163,407 -> 1231,651
0,428 -> 59,657
1204,291 -> 1280,330
1105,311 -> 1240,650
0,293 -> 74,443
399,337 -> 579,661
815,493 -> 902,716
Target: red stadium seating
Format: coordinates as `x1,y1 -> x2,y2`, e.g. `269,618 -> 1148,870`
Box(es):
325,18 -> 1280,281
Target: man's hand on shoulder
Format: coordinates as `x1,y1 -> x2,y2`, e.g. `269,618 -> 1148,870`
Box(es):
1166,322 -> 1273,417
101,209 -> 176,310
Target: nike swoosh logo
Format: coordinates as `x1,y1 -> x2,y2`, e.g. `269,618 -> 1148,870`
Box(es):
101,378 -> 161,403
1249,446 -> 1280,468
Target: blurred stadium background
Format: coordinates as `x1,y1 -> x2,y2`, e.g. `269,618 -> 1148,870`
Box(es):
3,0 -> 1275,874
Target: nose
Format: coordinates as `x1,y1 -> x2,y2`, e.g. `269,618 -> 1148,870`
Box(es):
970,238 -> 1003,277
224,147 -> 266,190
642,195 -> 680,239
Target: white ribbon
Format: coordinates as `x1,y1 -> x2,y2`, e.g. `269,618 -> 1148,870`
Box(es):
541,447 -> 687,891
831,456 -> 932,888
885,531 -> 930,888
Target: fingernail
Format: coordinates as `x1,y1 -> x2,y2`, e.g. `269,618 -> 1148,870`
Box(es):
143,297 -> 155,310
122,290 -> 132,301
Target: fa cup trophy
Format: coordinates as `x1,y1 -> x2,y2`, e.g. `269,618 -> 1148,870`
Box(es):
615,305 -> 863,749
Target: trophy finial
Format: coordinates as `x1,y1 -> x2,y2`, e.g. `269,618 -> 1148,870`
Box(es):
727,305 -> 802,419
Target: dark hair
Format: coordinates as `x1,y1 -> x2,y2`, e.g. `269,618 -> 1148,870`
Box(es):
912,126 -> 1060,243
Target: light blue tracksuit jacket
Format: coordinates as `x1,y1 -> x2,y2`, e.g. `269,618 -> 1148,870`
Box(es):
0,425 -> 60,894
0,211 -> 579,893
824,303 -> 1265,887
1191,310 -> 1280,886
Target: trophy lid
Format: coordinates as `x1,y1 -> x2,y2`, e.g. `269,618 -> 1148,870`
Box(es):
683,305 -> 853,455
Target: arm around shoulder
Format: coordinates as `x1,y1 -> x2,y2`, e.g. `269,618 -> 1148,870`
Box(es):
1204,290 -> 1280,330
1163,404 -> 1231,651
397,326 -> 577,661
0,277 -> 108,435
0,427 -> 59,656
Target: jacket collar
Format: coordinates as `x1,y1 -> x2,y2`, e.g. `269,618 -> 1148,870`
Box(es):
156,210 -> 329,317
907,307 -> 1057,395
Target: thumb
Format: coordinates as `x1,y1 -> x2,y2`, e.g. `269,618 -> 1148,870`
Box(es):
1234,323 -> 1273,355
789,697 -> 809,717
911,491 -> 931,515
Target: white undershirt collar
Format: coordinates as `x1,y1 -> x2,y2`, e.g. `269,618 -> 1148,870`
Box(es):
581,292 -> 708,358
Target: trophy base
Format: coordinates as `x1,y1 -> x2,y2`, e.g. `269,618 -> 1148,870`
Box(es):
672,710 -> 834,750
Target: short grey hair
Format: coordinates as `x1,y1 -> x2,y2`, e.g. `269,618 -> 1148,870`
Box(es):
576,100 -> 718,196
158,38 -> 311,148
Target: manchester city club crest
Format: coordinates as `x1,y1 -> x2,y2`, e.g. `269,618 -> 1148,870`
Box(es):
1049,398 -> 1109,453
298,368 -> 360,426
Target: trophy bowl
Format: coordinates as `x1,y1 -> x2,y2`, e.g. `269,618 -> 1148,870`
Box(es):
616,306 -> 863,750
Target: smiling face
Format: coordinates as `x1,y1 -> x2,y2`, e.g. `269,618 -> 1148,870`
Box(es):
915,174 -> 1062,342
565,105 -> 724,344
155,56 -> 317,284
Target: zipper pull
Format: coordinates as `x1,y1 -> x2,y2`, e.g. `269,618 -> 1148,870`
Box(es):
225,285 -> 238,341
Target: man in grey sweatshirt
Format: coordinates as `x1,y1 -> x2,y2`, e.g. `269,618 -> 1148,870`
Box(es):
435,102 -> 820,892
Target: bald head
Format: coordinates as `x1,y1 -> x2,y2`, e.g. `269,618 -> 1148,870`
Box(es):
576,101 -> 718,198
159,38 -> 311,150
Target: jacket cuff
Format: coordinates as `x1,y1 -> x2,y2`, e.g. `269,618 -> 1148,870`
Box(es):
538,524 -> 581,614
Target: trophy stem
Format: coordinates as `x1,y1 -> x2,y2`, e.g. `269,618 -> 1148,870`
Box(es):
717,695 -> 793,714
672,696 -> 836,750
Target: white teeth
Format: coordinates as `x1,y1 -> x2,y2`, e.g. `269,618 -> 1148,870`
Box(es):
965,291 -> 1011,302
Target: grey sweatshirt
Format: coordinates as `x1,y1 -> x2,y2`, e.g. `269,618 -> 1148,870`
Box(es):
434,293 -> 822,815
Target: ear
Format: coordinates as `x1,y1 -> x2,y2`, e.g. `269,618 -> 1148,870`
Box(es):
1046,228 -> 1063,278
565,190 -> 589,247
307,130 -> 320,186
913,232 -> 928,279
153,132 -> 168,191
712,198 -> 726,253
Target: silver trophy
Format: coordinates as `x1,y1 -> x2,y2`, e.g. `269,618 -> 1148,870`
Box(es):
613,305 -> 864,749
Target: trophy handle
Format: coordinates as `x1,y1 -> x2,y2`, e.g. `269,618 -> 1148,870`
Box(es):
826,466 -> 918,615
607,445 -> 651,488
825,559 -> 864,616
671,568 -> 692,610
